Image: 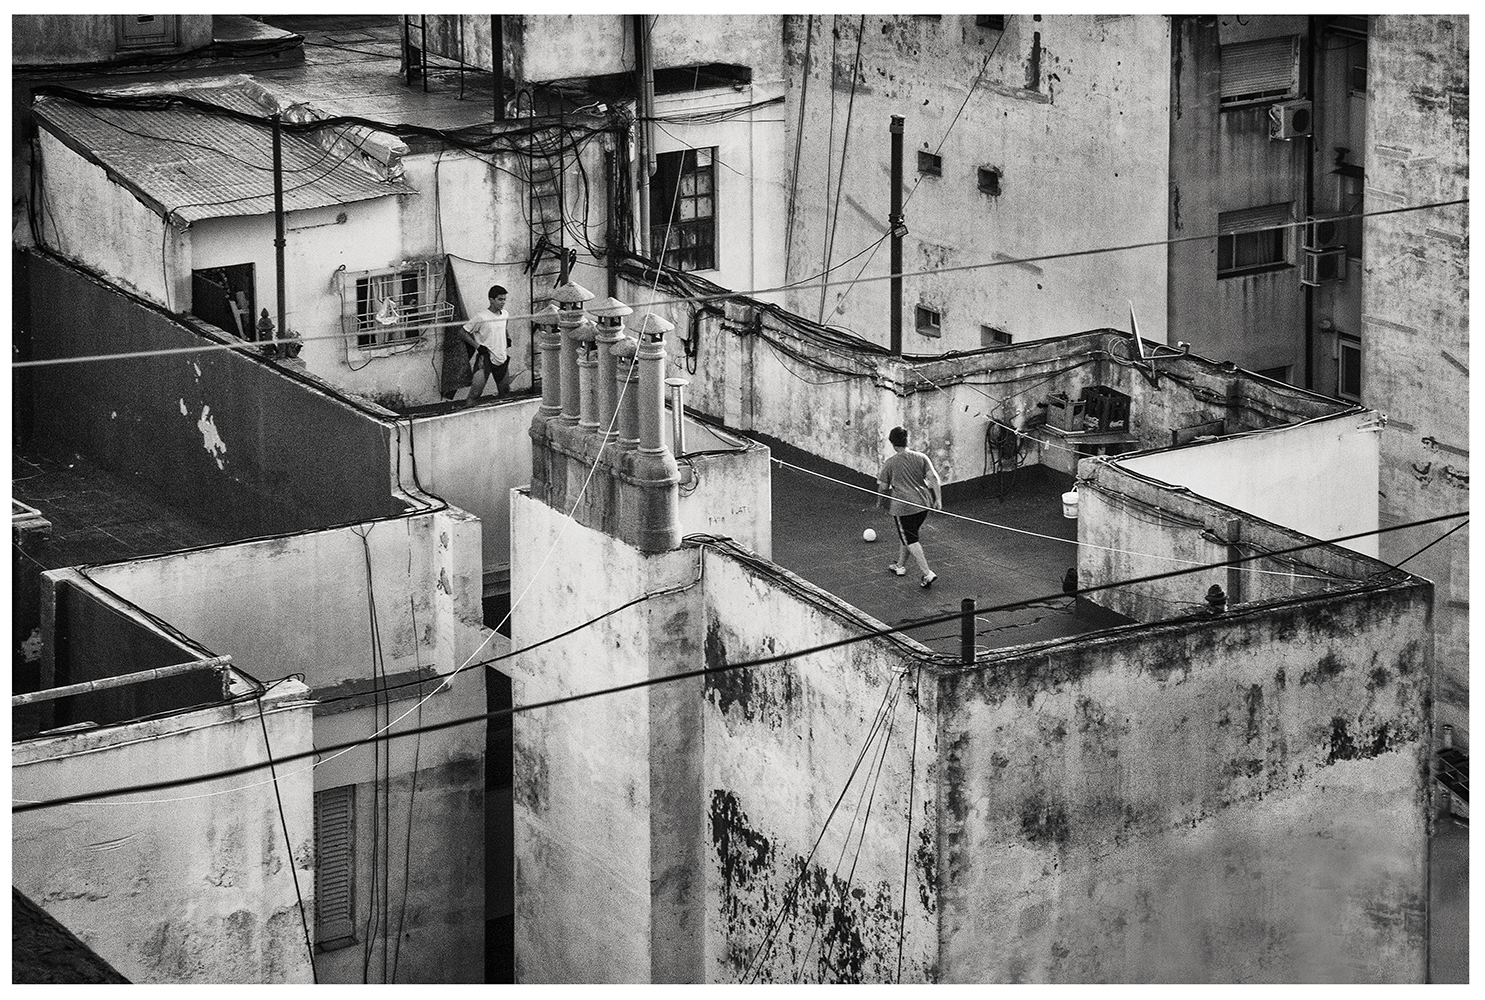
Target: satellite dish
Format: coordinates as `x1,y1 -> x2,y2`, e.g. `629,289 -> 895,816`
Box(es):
375,297 -> 399,325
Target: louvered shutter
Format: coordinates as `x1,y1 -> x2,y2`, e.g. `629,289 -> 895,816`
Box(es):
1218,204 -> 1292,234
1220,36 -> 1298,103
314,786 -> 356,947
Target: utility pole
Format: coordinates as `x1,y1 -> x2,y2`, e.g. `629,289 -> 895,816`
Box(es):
271,112 -> 286,357
889,114 -> 904,356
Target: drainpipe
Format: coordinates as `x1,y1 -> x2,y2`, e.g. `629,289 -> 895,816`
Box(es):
633,14 -> 655,256
1302,15 -> 1317,389
889,114 -> 904,356
272,112 -> 286,357
492,15 -> 506,120
666,376 -> 689,456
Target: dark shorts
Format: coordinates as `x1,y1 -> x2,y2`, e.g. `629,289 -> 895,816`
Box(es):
894,511 -> 929,545
473,347 -> 510,384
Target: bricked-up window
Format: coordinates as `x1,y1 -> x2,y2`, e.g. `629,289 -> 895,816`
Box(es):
1217,204 -> 1292,277
651,148 -> 717,272
1219,35 -> 1300,106
314,785 -> 357,950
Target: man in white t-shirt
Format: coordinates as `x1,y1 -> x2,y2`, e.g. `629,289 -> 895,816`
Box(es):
460,284 -> 511,404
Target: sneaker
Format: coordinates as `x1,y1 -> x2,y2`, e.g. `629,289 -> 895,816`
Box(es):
887,564 -> 907,576
920,571 -> 937,589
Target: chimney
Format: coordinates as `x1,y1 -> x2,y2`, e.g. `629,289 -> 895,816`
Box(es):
612,335 -> 641,452
529,302 -> 564,500
623,313 -> 681,552
590,296 -> 633,445
553,282 -> 593,428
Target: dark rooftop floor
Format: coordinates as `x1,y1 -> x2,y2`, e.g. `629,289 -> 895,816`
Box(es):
12,449 -> 235,570
766,441 -> 1130,658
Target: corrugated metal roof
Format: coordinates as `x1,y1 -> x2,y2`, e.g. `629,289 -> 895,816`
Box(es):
34,89 -> 414,224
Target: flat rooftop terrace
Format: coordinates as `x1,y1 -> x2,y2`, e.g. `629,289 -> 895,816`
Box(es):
764,441 -> 1130,659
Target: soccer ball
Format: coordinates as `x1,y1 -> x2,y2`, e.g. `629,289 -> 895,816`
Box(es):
863,528 -> 877,543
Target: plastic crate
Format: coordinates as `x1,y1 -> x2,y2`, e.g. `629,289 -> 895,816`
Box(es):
1046,392 -> 1087,432
1080,385 -> 1131,432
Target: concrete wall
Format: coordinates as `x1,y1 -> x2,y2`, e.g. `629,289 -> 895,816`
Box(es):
674,430 -> 772,560
11,682 -> 318,984
1167,15 -> 1309,377
697,546 -> 940,983
781,14 -> 1170,351
510,14 -> 785,83
81,507 -> 490,982
1363,14 -> 1469,744
36,130 -> 187,305
13,14 -> 214,66
406,399 -> 542,579
21,250 -> 405,536
1077,457 -> 1399,624
508,489 -> 702,982
1117,412 -> 1380,557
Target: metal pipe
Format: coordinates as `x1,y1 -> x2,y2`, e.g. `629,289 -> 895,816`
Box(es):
492,15 -> 505,119
633,14 -> 654,255
272,112 -> 286,354
12,657 -> 233,707
960,598 -> 975,665
890,114 -> 904,356
666,376 -> 689,456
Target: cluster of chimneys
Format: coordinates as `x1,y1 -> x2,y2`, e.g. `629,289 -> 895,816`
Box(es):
528,282 -> 682,552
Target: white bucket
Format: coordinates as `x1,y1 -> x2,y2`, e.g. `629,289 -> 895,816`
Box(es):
1061,490 -> 1079,519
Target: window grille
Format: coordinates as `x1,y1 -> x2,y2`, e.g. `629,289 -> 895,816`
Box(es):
314,785 -> 356,949
345,260 -> 450,348
650,148 -> 717,272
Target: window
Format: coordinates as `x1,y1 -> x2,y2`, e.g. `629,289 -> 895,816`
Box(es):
1338,334 -> 1362,401
1217,204 -> 1292,277
916,151 -> 942,177
314,786 -> 356,950
916,305 -> 942,337
981,325 -> 1012,347
354,268 -> 422,347
977,166 -> 1002,196
651,148 -> 716,272
1219,36 -> 1300,107
976,16 -> 1006,31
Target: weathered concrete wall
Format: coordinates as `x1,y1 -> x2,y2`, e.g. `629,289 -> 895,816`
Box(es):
510,15 -> 785,84
1077,456 -> 1398,623
674,427 -> 772,559
21,250 -> 405,536
781,14 -> 1170,351
82,507 -> 490,982
1167,15 -> 1308,377
406,399 -> 541,580
698,545 -> 941,982
508,488 -> 702,982
1117,411 -> 1380,557
936,579 -> 1432,982
13,14 -> 214,66
11,682 -> 318,983
1363,14 -> 1469,744
36,129 -> 187,305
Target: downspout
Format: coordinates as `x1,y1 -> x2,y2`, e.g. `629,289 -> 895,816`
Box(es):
272,112 -> 287,353
889,114 -> 904,356
633,14 -> 655,257
1302,15 -> 1316,388
492,15 -> 505,120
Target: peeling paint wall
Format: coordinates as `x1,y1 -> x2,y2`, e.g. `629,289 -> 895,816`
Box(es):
509,15 -> 785,84
13,15 -> 213,65
508,489 -> 703,982
936,580 -> 1432,982
11,684 -> 317,983
698,549 -> 941,983
1363,15 -> 1469,746
22,250 -> 403,536
781,14 -> 1170,351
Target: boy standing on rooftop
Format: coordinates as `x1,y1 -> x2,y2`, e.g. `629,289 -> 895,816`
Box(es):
877,425 -> 941,588
460,284 -> 511,405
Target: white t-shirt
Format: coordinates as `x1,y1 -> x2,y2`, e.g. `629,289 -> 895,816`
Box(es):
464,308 -> 509,365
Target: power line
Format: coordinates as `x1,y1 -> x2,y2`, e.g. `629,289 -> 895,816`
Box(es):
11,510 -> 1463,815
12,197 -> 1468,371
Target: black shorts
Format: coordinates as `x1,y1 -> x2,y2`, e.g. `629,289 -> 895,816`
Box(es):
473,347 -> 509,383
894,511 -> 929,545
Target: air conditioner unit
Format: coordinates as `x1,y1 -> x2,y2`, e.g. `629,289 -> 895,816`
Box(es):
1304,214 -> 1347,251
1269,99 -> 1312,141
1300,246 -> 1346,286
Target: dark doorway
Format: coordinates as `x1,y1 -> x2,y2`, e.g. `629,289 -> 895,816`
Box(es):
190,263 -> 256,340
485,668 -> 514,983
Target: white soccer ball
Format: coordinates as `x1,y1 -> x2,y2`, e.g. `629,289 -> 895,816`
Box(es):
863,528 -> 877,543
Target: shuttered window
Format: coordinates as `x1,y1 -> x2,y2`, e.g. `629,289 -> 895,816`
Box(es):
1220,36 -> 1299,106
1217,204 -> 1293,276
314,786 -> 357,949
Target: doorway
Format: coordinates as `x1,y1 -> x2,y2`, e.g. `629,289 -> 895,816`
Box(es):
191,263 -> 257,340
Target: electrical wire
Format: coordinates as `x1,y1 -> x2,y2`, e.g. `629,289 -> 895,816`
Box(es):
11,510 -> 1464,815
16,197 -> 1466,372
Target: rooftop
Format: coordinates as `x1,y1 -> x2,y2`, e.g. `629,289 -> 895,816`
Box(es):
766,439 -> 1130,659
